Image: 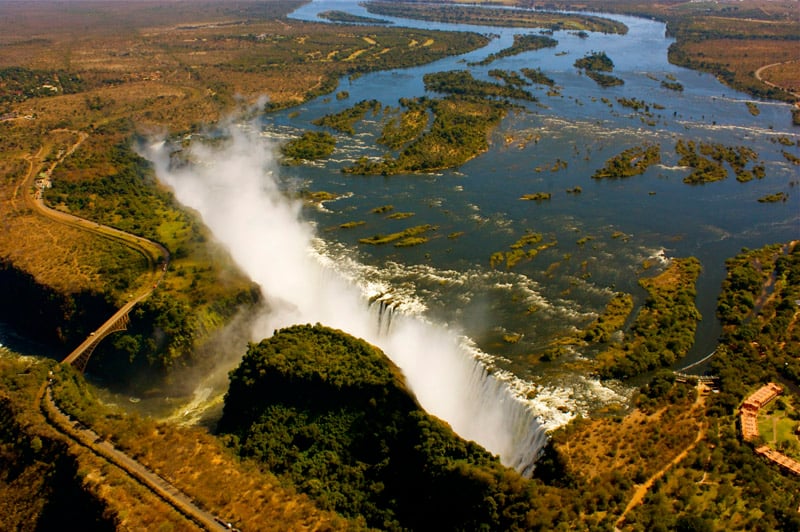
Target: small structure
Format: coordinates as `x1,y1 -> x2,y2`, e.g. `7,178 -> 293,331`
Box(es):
755,446 -> 800,476
739,383 -> 800,477
741,382 -> 782,413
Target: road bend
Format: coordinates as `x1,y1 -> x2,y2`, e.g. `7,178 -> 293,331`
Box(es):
19,130 -> 170,367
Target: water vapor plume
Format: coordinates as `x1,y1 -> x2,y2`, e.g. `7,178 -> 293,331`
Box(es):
143,117 -> 550,474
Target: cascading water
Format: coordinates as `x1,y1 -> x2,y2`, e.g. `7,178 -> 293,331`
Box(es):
143,123 -> 553,475
368,292 -> 399,336
367,290 -> 551,473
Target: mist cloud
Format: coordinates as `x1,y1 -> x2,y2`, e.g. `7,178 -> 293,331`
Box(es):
143,117 -> 548,473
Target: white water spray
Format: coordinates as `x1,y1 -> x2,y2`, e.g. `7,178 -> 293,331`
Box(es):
144,122 -> 551,474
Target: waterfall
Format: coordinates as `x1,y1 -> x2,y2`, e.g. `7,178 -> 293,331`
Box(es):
464,360 -> 550,476
144,127 -> 552,477
368,292 -> 399,336
366,290 -> 549,475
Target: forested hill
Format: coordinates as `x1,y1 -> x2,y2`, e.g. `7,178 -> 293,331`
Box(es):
218,324 -> 570,530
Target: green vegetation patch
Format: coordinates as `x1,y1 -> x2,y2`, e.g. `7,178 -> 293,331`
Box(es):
583,292 -> 634,343
282,131 -> 336,162
313,99 -> 383,134
359,224 -> 435,246
378,100 -> 429,150
592,144 -> 661,179
746,101 -> 760,116
521,67 -> 555,87
520,192 -> 552,201
585,70 -> 624,87
676,139 -> 761,184
660,79 -> 684,91
318,10 -> 391,25
574,51 -> 615,72
596,257 -> 702,379
574,51 -> 624,87
757,192 -> 788,203
217,324 -> 564,530
371,205 -> 393,214
715,242 -> 800,392
386,211 -> 415,219
490,230 -> 557,269
488,69 -> 531,88
469,34 -> 558,66
0,66 -> 85,104
423,70 -> 537,102
781,150 -> 800,165
339,221 -> 366,229
345,95 -> 509,175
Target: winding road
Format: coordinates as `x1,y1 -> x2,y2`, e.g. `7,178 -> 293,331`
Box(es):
19,129 -> 169,369
19,132 -> 229,529
754,60 -> 800,102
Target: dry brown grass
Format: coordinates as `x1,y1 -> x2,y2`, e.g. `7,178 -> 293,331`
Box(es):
75,405 -> 358,531
0,127 -> 146,294
678,38 -> 800,92
760,61 -> 800,94
558,401 -> 703,486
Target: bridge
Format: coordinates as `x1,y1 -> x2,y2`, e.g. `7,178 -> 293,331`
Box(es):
15,129 -> 169,373
674,372 -> 718,384
61,295 -> 143,372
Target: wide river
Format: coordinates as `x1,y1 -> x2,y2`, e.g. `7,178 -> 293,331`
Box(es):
271,3 -> 797,378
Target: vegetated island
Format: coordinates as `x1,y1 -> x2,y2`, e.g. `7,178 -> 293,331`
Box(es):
593,257 -> 703,379
332,70 -> 536,175
318,10 -> 391,25
468,34 -> 558,66
490,230 -> 558,269
521,67 -> 556,87
359,223 -> 436,247
364,1 -> 628,34
313,99 -> 384,135
574,51 -> 624,87
676,139 -> 763,184
281,131 -> 336,163
591,144 -> 661,179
